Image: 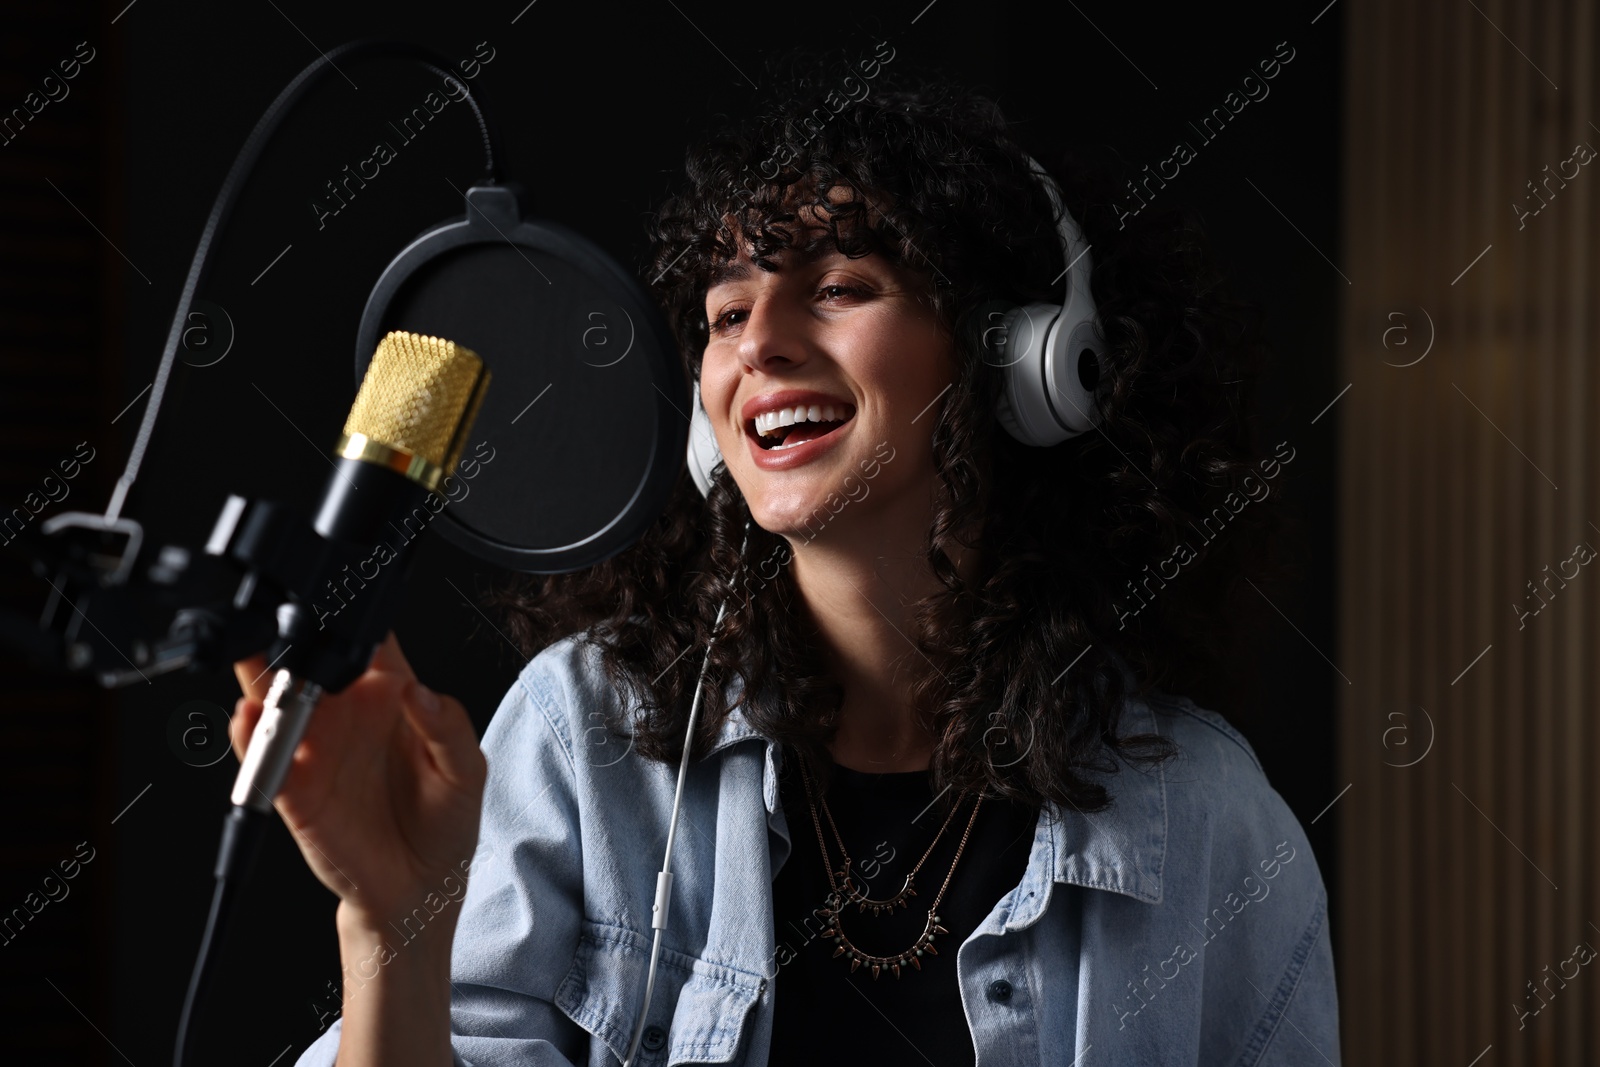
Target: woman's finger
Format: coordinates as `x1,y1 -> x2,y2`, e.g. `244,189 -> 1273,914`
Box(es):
230,695 -> 264,764
233,653 -> 271,703
368,631 -> 417,683
398,681 -> 486,792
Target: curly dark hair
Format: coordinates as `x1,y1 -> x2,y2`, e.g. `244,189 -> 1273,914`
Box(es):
489,54 -> 1299,816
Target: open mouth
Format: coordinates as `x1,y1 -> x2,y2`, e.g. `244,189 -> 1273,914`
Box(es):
748,402 -> 856,451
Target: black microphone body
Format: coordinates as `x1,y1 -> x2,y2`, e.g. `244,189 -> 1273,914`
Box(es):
227,459 -> 432,812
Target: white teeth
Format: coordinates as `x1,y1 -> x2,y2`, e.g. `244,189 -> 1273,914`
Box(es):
754,401 -> 854,437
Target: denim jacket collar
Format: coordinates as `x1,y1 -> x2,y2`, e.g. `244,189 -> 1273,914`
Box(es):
701,668 -> 1169,921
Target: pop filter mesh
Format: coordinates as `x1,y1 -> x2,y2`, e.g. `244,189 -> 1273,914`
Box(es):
374,241 -> 661,552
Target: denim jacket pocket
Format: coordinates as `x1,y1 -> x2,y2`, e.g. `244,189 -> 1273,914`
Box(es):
555,919 -> 764,1066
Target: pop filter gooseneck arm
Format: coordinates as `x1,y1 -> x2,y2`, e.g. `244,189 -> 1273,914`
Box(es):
160,42 -> 501,1067
104,38 -> 501,527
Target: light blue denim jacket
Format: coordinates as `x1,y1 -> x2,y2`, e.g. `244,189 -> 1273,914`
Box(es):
295,634 -> 1341,1066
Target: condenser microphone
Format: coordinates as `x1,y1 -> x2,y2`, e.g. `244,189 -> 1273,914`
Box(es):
229,329 -> 489,813
176,329 -> 488,1067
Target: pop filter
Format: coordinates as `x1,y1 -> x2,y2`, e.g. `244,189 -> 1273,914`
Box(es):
354,182 -> 688,573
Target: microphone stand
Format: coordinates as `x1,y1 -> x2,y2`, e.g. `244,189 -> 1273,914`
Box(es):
5,37 -> 506,1066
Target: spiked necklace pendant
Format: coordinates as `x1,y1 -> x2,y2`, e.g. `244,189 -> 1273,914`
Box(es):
820,889 -> 951,979
796,753 -> 985,980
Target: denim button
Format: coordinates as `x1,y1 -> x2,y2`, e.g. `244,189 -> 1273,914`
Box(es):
642,1024 -> 667,1051
989,979 -> 1014,1001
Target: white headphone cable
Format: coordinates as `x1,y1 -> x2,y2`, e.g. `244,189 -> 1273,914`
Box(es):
621,516 -> 752,1066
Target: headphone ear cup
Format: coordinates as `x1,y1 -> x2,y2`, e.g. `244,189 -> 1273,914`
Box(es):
962,298 -> 1025,370
687,384 -> 723,499
990,301 -> 1065,447
1045,318 -> 1105,436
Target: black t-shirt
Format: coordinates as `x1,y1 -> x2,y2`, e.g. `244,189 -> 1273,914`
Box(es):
768,745 -> 1040,1066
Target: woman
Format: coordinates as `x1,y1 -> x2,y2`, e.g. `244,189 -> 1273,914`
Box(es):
239,65 -> 1340,1067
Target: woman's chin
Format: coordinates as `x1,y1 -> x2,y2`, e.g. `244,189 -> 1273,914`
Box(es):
742,487 -> 852,543
745,500 -> 826,541
731,434 -> 902,542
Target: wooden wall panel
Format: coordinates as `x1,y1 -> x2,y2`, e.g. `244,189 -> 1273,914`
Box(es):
1340,1 -> 1598,1063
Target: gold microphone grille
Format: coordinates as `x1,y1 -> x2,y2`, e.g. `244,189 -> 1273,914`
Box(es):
338,331 -> 490,491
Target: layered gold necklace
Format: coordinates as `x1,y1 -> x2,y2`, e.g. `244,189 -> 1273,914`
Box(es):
796,753 -> 985,980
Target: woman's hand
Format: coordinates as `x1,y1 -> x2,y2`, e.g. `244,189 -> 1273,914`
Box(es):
230,633 -> 488,930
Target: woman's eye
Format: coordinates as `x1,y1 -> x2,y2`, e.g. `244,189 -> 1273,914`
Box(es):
708,308 -> 747,334
708,285 -> 867,334
820,283 -> 866,301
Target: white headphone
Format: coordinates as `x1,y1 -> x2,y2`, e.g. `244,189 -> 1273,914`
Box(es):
684,152 -> 1106,499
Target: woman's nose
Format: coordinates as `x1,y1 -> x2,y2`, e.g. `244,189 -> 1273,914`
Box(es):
737,293 -> 810,373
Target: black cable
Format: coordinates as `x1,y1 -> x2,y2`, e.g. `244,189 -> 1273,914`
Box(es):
174,806 -> 268,1067
106,38 -> 503,526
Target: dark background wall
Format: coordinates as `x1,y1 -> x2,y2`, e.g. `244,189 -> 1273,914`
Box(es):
0,1 -> 1341,1061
